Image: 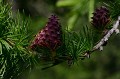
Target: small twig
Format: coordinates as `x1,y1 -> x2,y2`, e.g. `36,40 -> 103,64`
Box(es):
84,16 -> 120,58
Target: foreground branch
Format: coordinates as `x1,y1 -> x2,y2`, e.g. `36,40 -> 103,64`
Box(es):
42,16 -> 120,69
84,16 -> 120,58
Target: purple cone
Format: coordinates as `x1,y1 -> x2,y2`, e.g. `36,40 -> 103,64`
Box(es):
31,15 -> 62,51
91,6 -> 110,30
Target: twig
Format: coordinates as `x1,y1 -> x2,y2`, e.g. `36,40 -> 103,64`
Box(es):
84,16 -> 120,57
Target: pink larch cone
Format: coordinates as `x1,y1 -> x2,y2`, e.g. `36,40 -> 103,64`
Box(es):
31,15 -> 62,51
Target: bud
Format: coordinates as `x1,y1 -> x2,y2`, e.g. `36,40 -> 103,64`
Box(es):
91,6 -> 110,30
31,15 -> 62,51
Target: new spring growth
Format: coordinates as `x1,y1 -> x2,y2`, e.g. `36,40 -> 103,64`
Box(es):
31,15 -> 62,52
91,6 -> 110,30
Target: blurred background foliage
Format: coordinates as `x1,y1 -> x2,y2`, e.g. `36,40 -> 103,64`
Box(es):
3,0 -> 120,79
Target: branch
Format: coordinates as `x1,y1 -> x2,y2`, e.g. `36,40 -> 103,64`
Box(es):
41,16 -> 120,69
84,16 -> 120,58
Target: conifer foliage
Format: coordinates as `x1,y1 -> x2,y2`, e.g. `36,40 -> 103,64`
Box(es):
0,0 -> 120,79
0,1 -> 37,79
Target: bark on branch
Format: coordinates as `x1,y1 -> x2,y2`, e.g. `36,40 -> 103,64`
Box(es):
84,16 -> 120,57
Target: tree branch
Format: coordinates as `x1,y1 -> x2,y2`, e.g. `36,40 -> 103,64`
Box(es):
40,16 -> 120,69
84,16 -> 120,57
